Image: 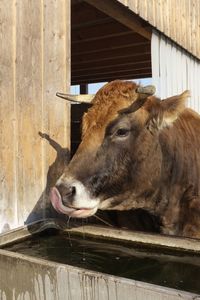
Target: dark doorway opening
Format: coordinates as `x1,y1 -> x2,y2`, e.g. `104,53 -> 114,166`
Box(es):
70,0 -> 152,156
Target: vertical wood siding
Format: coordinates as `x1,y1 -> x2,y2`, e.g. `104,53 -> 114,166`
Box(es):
151,31 -> 200,112
0,0 -> 70,232
117,0 -> 200,60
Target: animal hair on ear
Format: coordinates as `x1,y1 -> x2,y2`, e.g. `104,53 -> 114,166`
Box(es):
162,90 -> 190,114
160,90 -> 190,126
145,98 -> 164,131
146,91 -> 190,130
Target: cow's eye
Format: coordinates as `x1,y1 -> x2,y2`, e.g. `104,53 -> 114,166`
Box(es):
115,128 -> 129,137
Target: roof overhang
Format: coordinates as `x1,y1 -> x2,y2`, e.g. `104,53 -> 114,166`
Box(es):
71,0 -> 152,85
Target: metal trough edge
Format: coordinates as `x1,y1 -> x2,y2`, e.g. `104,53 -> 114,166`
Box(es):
0,248 -> 199,300
1,220 -> 200,299
67,224 -> 200,253
1,219 -> 200,253
0,219 -> 64,247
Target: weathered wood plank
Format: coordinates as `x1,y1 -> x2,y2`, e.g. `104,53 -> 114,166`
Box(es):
0,0 -> 17,231
42,0 -> 70,190
85,0 -> 152,40
147,0 -> 155,27
15,0 -> 43,222
191,0 -> 197,56
0,0 -> 71,231
118,0 -> 200,59
127,0 -> 138,13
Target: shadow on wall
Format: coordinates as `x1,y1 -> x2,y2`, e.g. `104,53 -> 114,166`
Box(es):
25,132 -> 70,226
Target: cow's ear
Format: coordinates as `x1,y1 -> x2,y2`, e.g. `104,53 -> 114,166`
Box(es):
161,90 -> 190,127
146,90 -> 190,131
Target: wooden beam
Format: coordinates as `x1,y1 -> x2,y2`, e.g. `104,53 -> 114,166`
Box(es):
73,68 -> 151,80
72,17 -> 112,30
72,21 -> 132,42
72,53 -> 151,69
72,51 -> 151,65
72,43 -> 150,61
84,0 -> 152,40
72,71 -> 152,85
72,1 -> 111,28
71,0 -> 83,5
72,30 -> 132,44
73,64 -> 152,78
72,34 -> 148,55
72,59 -> 151,74
80,84 -> 88,94
71,103 -> 91,121
72,59 -> 151,72
72,41 -> 149,56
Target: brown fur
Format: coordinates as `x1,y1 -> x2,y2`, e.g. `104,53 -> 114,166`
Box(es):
82,81 -> 138,135
56,80 -> 200,238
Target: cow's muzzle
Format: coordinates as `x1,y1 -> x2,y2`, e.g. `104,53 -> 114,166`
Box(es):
50,180 -> 100,218
56,183 -> 76,205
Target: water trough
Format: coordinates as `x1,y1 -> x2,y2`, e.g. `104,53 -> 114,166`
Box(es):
0,219 -> 200,300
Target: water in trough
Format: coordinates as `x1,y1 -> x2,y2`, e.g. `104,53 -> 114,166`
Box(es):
4,230 -> 200,294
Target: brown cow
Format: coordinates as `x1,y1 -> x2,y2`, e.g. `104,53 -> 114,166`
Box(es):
50,80 -> 200,238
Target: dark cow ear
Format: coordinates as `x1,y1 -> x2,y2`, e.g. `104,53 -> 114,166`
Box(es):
160,90 -> 190,127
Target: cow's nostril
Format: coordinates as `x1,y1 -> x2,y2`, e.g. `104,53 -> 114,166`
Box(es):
64,186 -> 76,197
70,186 -> 76,196
56,184 -> 76,200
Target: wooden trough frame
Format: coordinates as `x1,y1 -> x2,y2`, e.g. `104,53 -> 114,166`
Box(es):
0,220 -> 200,299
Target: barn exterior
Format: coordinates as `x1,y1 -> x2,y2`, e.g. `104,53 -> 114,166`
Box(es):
0,0 -> 200,232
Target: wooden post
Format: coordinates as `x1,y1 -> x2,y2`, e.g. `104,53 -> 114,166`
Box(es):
0,0 -> 71,231
80,84 -> 89,94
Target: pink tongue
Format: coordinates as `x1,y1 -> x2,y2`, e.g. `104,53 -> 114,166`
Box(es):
50,187 -> 62,212
50,187 -> 75,214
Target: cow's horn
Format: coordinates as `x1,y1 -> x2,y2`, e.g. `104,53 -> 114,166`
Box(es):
56,92 -> 95,104
136,85 -> 156,95
119,85 -> 156,115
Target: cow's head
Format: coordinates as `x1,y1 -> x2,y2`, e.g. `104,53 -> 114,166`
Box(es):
50,80 -> 189,218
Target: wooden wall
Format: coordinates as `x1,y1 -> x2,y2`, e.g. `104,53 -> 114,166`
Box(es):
117,0 -> 200,60
0,0 -> 70,232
